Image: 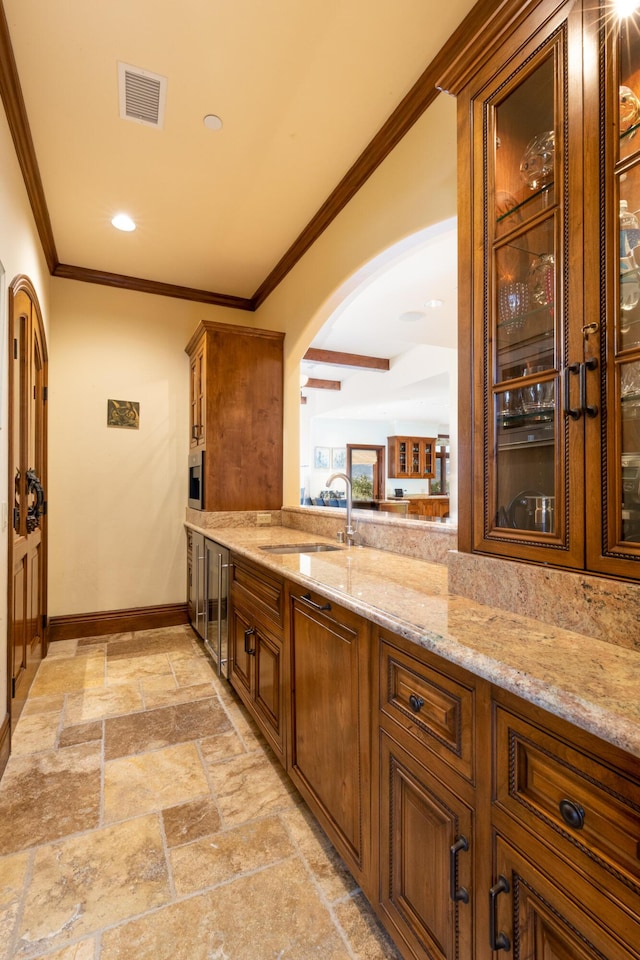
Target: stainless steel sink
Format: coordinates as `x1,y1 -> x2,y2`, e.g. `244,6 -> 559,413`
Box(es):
259,542 -> 343,554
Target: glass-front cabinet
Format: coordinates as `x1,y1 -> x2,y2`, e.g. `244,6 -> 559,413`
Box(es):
452,0 -> 640,580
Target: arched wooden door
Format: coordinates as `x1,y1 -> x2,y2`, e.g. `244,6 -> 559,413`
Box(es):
8,276 -> 48,724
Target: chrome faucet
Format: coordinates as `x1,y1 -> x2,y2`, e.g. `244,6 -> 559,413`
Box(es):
326,472 -> 356,545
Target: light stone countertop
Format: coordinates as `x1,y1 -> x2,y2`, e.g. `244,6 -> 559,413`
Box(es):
187,522 -> 640,759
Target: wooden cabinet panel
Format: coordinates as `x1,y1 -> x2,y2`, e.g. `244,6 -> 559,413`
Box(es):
288,586 -> 371,891
493,697 -> 640,922
493,833 -> 640,960
185,321 -> 284,511
379,639 -> 475,783
228,557 -> 285,763
379,729 -> 474,960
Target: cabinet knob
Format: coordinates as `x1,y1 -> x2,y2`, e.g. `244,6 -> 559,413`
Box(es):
559,798 -> 585,830
409,693 -> 425,713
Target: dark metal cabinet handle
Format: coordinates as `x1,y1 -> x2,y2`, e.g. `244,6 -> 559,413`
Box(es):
563,362 -> 581,420
409,693 -> 425,713
300,592 -> 331,612
192,424 -> 199,439
559,798 -> 585,830
449,836 -> 469,903
579,357 -> 598,418
489,876 -> 510,952
244,627 -> 256,655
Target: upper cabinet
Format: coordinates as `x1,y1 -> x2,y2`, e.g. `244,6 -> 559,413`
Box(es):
387,436 -> 436,479
449,0 -> 640,580
185,321 -> 284,512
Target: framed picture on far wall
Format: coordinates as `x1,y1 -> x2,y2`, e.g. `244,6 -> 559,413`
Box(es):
314,446 -> 330,470
331,447 -> 346,470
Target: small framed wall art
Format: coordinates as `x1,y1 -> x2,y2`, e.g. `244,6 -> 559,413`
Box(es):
313,446 -> 330,470
107,399 -> 140,429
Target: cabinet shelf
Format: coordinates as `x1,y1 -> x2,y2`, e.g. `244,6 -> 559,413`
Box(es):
496,181 -> 555,226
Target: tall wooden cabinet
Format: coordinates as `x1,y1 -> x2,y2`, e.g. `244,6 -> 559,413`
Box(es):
443,0 -> 640,580
185,321 -> 284,512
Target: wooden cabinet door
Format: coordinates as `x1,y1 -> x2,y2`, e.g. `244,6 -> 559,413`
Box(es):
288,589 -> 371,887
493,834 -> 639,960
253,623 -> 284,756
228,604 -> 252,700
189,339 -> 205,448
379,730 -> 473,960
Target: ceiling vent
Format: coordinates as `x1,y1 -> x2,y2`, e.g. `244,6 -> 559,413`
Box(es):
118,62 -> 167,129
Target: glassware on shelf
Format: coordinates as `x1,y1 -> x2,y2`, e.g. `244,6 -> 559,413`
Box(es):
529,252 -> 555,309
498,281 -> 529,334
620,85 -> 640,140
620,201 -> 640,313
520,131 -> 555,191
521,364 -> 554,414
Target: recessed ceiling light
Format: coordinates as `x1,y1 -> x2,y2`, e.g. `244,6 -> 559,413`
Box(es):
111,213 -> 136,232
204,114 -> 223,131
425,298 -> 445,309
399,310 -> 426,322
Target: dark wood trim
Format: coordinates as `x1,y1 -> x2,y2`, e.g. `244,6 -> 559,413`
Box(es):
48,602 -> 189,642
436,0 -> 543,95
2,0 -> 511,310
0,712 -> 10,780
0,4 -> 57,272
53,263 -> 254,311
303,348 -> 390,371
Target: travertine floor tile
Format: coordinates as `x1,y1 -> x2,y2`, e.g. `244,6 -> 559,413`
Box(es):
100,859 -> 351,960
104,742 -> 209,821
199,727 -> 248,765
30,653 -> 105,698
32,940 -> 96,959
141,679 -> 216,710
171,656 -> 217,687
207,751 -> 300,826
333,891 -> 404,959
57,721 -> 103,749
11,712 -> 59,755
161,797 -> 222,847
106,652 -> 173,684
14,816 -> 170,956
281,804 -> 358,902
170,816 -> 295,896
104,696 -> 231,759
64,682 -> 143,725
0,742 -> 101,856
0,850 -> 30,958
21,693 -> 65,717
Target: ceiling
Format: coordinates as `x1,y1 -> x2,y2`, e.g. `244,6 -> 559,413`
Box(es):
2,0 -> 472,423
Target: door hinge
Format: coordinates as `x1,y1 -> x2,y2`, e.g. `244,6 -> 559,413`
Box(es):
41,613 -> 47,630
13,338 -> 17,359
42,500 -> 47,515
43,386 -> 48,402
11,675 -> 16,697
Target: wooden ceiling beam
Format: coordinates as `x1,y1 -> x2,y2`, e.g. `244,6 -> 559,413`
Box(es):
303,348 -> 389,371
304,378 -> 341,391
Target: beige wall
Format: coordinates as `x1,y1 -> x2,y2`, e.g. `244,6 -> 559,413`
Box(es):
48,281 -> 245,616
0,103 -> 51,708
3,89 -> 457,623
254,92 -> 457,505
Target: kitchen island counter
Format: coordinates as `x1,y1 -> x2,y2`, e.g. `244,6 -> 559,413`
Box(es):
186,521 -> 640,759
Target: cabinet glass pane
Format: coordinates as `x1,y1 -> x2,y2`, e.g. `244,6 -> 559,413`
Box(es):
618,163 -> 640,351
494,54 -> 555,238
494,387 -> 556,533
622,360 -> 640,543
496,219 -> 556,382
619,20 -> 640,164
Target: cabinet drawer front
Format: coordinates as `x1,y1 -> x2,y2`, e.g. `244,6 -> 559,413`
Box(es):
380,641 -> 474,782
494,707 -> 640,894
230,557 -> 283,626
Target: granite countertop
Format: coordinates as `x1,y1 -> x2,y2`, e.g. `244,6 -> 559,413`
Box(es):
187,522 -> 640,759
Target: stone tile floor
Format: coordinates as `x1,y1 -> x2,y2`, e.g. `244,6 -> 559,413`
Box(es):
0,626 -> 402,960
